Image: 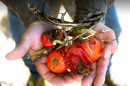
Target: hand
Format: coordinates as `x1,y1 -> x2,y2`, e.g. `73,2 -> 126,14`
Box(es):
5,21 -> 74,85
73,22 -> 118,86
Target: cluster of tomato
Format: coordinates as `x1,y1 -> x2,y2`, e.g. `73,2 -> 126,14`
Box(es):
41,28 -> 102,75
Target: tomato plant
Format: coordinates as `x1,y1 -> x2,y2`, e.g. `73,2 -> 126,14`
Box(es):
78,37 -> 102,62
41,29 -> 63,48
47,49 -> 67,73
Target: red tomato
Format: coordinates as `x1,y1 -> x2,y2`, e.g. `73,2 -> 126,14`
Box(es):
64,46 -> 93,74
47,49 -> 67,73
78,37 -> 102,62
41,29 -> 63,48
72,38 -> 80,47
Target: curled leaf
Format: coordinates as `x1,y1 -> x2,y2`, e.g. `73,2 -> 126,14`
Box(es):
53,40 -> 65,46
69,28 -> 95,37
27,47 -> 48,59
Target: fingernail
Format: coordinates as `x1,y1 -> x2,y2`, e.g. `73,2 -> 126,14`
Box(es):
104,50 -> 111,58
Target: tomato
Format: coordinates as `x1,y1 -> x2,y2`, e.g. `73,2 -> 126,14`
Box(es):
78,37 -> 102,62
47,49 -> 67,73
72,38 -> 80,47
41,29 -> 63,48
64,46 -> 93,74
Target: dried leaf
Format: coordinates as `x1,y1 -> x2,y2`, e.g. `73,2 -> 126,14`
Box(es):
27,47 -> 48,59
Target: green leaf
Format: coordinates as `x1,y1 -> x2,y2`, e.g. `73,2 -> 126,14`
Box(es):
72,28 -> 95,34
52,40 -> 65,46
27,47 -> 48,59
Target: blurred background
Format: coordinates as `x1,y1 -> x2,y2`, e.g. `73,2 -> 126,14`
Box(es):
0,0 -> 130,86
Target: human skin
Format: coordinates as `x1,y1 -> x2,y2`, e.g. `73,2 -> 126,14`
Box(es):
75,22 -> 117,86
5,21 -> 117,86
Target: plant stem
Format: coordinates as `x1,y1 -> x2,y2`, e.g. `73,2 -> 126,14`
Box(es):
65,16 -> 104,44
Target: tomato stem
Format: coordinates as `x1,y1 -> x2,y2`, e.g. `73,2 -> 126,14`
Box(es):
52,58 -> 59,65
53,40 -> 65,46
83,31 -> 96,40
66,21 -> 101,44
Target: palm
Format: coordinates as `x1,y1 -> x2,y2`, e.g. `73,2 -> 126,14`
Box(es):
78,22 -> 118,86
5,22 -> 118,86
25,22 -> 76,85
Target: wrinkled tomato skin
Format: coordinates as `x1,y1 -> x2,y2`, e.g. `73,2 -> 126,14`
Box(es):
41,29 -> 63,48
64,46 -> 93,74
41,34 -> 54,48
78,37 -> 102,62
47,49 -> 67,73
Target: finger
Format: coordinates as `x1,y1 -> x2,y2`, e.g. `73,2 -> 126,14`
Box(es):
102,27 -> 118,58
31,52 -> 65,85
35,56 -> 74,85
94,55 -> 110,86
63,74 -> 74,84
5,37 -> 31,60
30,48 -> 73,85
73,74 -> 84,82
81,62 -> 96,86
103,40 -> 117,58
29,47 -> 48,64
36,63 -> 66,85
33,53 -> 66,85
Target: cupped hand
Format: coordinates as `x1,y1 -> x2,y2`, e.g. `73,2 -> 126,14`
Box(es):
5,21 -> 118,86
5,21 -> 74,86
73,22 -> 118,86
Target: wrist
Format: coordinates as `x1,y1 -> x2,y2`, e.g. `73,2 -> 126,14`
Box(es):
74,0 -> 107,23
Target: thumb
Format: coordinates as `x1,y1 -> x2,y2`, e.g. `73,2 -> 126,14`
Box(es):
5,37 -> 31,60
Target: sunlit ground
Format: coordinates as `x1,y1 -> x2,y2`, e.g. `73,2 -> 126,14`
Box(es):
0,0 -> 130,86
